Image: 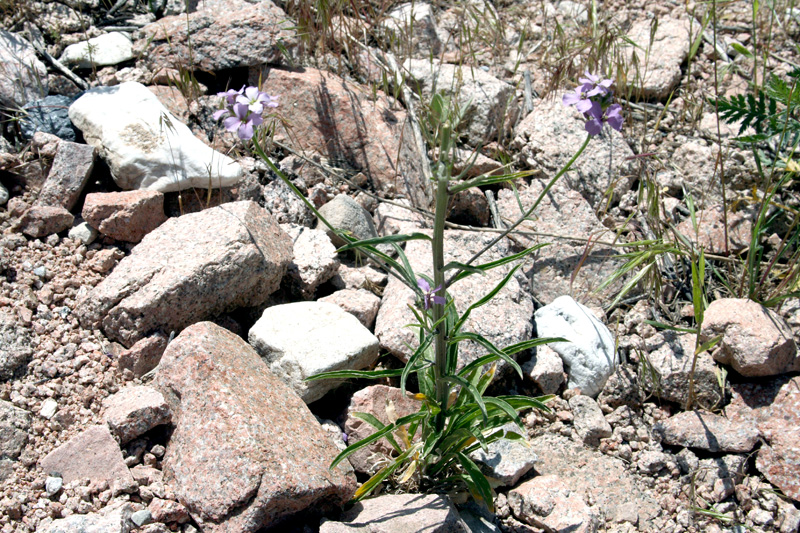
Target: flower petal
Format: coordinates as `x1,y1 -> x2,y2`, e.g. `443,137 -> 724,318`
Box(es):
585,118 -> 603,136
223,116 -> 241,132
417,278 -> 431,292
238,121 -> 254,140
212,109 -> 229,121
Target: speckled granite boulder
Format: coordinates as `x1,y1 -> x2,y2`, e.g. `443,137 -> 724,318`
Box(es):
155,322 -> 356,532
78,201 -> 292,347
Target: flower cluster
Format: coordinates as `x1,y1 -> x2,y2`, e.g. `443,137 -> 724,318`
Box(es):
562,71 -> 623,136
213,86 -> 278,141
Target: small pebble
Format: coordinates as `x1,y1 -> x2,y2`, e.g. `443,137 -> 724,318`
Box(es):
131,509 -> 153,527
45,476 -> 63,496
40,399 -> 58,419
33,266 -> 47,278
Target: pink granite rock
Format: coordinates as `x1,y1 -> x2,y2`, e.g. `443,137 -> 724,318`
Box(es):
319,494 -> 467,532
134,0 -> 297,73
36,141 -> 96,211
702,298 -> 799,377
727,376 -> 800,502
284,226 -> 340,299
103,386 -> 171,444
77,201 -> 292,347
117,333 -> 169,378
15,205 -> 74,238
154,322 -> 356,532
148,497 -> 190,524
344,385 -> 420,475
82,190 -> 167,243
256,67 -> 429,207
508,474 -> 598,533
39,425 -> 136,496
654,411 -> 759,453
319,289 -> 381,330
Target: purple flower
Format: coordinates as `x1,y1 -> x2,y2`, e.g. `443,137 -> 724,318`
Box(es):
418,278 -> 446,310
223,103 -> 263,140
563,71 -> 623,136
217,86 -> 244,106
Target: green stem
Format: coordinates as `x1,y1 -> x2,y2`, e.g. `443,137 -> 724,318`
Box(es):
447,134 -> 592,286
432,171 -> 450,433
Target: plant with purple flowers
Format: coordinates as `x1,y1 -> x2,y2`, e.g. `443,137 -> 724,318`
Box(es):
213,85 -> 279,141
563,71 -> 624,136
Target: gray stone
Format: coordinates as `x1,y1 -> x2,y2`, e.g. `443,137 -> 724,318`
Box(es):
471,423 -> 537,486
69,82 -> 242,192
0,399 -> 31,460
118,333 -> 168,379
45,475 -> 63,496
20,95 -> 81,141
654,411 -> 759,453
624,17 -> 691,99
319,494 -> 467,532
0,311 -> 33,380
641,332 -> 725,408
135,0 -> 298,73
39,425 -> 136,496
68,220 -> 99,245
375,230 -> 533,373
0,30 -> 48,108
284,226 -> 340,298
154,322 -> 356,532
382,3 -> 442,57
78,201 -> 292,347
131,509 -> 153,527
249,302 -> 380,403
404,59 -> 518,147
317,194 -> 379,248
60,32 -> 133,68
534,296 -> 617,398
42,500 -> 134,533
569,395 -> 612,447
36,140 -> 96,211
0,182 -> 7,206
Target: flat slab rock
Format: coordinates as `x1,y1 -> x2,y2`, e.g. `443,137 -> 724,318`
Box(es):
154,322 -> 356,532
319,494 -> 467,532
77,201 -> 292,347
39,425 -> 136,496
248,301 -> 379,404
102,385 -> 171,445
374,230 -> 533,373
727,376 -> 800,502
654,410 -> 759,453
495,180 -> 624,307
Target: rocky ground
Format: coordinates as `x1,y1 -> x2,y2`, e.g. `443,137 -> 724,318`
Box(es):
2,0 -> 800,531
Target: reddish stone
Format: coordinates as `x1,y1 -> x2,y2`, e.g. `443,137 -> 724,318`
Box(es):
15,205 -> 73,238
82,190 -> 167,243
702,298 -> 799,377
148,497 -> 190,524
118,333 -> 168,378
675,205 -> 752,254
256,67 -> 429,207
508,474 -> 598,532
728,376 -> 800,502
39,425 -> 136,496
37,141 -> 96,211
319,494 -> 466,532
154,322 -> 356,532
319,289 -> 381,330
102,386 -> 171,444
78,201 -> 292,347
655,411 -> 759,453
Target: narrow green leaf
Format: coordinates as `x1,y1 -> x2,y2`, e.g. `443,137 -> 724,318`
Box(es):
457,452 -> 494,512
695,334 -> 722,355
453,264 -> 522,335
352,443 -> 421,501
336,232 -> 431,253
449,332 -> 523,378
643,320 -> 697,334
305,368 -> 404,381
443,375 -> 487,422
330,412 -> 425,469
730,42 -> 753,59
351,412 -> 402,453
450,245 -> 549,285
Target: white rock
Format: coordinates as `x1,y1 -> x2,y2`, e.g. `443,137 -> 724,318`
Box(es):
382,2 -> 442,56
60,32 -> 133,68
534,296 -> 617,398
40,399 -> 58,419
68,82 -> 242,192
45,476 -> 63,496
248,302 -> 380,403
68,220 -> 98,245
